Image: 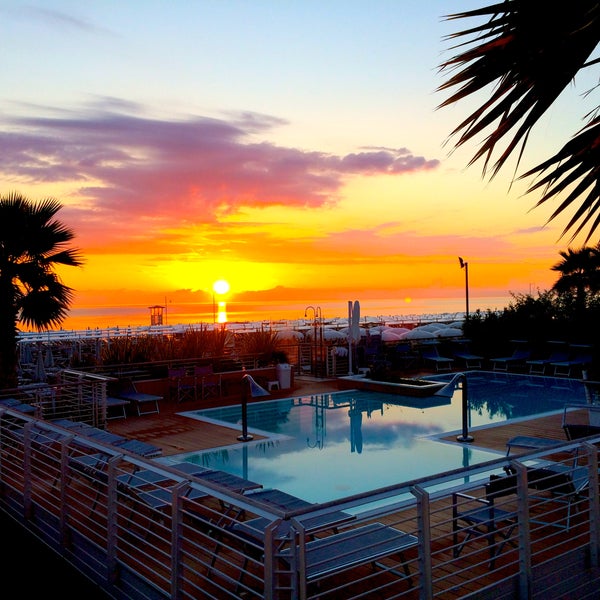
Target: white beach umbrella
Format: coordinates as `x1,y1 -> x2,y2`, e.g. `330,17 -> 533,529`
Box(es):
434,327 -> 464,338
322,328 -> 348,341
419,323 -> 446,332
401,328 -> 437,340
277,329 -> 305,341
381,329 -> 405,342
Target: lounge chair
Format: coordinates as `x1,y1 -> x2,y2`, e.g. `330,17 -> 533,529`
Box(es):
419,343 -> 454,372
105,396 -> 130,419
238,487 -> 355,537
490,343 -> 531,372
450,340 -> 483,369
526,341 -> 569,375
112,438 -> 163,458
551,344 -> 593,377
113,379 -> 161,415
561,403 -> 600,441
280,522 -> 417,590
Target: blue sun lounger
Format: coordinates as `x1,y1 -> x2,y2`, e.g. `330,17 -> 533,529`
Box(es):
114,379 -> 161,415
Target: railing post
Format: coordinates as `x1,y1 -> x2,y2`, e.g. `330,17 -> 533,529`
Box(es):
514,461 -> 533,598
412,484 -> 433,600
585,443 -> 600,568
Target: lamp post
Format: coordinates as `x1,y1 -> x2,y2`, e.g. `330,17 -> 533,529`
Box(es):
237,374 -> 270,442
304,305 -> 322,376
458,257 -> 469,319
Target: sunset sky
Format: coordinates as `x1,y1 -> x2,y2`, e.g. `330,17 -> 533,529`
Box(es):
2,2 -> 596,327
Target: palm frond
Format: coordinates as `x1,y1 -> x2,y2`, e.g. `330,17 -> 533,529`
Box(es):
438,1 -> 600,240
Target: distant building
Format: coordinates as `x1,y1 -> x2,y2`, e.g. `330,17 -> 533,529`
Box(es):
148,305 -> 165,326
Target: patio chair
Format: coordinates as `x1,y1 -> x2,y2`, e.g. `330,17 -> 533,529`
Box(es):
526,463 -> 591,530
452,475 -> 518,569
167,367 -> 196,403
194,365 -> 222,400
419,343 -> 454,372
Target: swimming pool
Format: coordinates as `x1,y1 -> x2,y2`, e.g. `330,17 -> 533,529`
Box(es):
165,372 -> 586,504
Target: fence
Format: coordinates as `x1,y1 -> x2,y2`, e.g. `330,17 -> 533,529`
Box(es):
1,402 -> 600,598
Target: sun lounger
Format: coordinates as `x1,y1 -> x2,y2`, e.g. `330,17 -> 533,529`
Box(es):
106,396 -> 130,419
505,435 -> 564,455
114,379 -> 161,415
171,462 -> 262,493
561,403 -> 600,441
526,342 -> 569,375
234,487 -> 355,543
450,340 -> 483,369
113,439 -> 162,458
551,344 -> 593,377
491,347 -> 531,371
419,344 -> 454,372
0,397 -> 37,414
280,522 -> 417,587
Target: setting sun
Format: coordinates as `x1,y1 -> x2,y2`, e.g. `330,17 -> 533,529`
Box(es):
213,280 -> 230,295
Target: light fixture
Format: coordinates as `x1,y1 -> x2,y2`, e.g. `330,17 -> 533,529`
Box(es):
458,256 -> 469,319
237,374 -> 269,442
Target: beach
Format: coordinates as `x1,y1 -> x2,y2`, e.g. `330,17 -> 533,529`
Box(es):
31,294 -> 510,333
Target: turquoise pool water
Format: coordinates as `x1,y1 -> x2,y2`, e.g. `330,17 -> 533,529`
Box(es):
166,372 -> 586,504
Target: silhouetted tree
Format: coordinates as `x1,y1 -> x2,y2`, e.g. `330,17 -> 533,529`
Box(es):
438,2 -> 600,242
551,244 -> 600,315
0,192 -> 82,388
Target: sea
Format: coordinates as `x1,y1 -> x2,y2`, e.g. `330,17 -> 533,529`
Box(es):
45,295 -> 511,333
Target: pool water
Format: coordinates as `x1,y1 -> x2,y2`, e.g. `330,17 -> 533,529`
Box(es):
167,372 -> 586,504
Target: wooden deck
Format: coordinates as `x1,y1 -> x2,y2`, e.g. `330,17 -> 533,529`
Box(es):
7,373 -> 597,599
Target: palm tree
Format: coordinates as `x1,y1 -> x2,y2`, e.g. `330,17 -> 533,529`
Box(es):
551,244 -> 600,313
437,2 -> 600,243
0,192 -> 83,389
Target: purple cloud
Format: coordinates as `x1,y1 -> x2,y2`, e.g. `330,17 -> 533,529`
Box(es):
0,100 -> 440,235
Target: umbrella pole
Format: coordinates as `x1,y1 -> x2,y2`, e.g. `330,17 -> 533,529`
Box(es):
348,301 -> 353,376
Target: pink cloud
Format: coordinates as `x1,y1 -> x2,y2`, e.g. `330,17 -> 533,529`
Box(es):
0,99 -> 440,244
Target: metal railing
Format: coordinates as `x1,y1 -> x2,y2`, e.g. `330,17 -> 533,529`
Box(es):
1,407 -> 600,599
1,370 -> 114,428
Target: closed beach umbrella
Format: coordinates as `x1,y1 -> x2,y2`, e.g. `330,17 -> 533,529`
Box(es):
21,343 -> 33,365
34,351 -> 47,382
351,300 -> 360,342
44,347 -> 55,368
